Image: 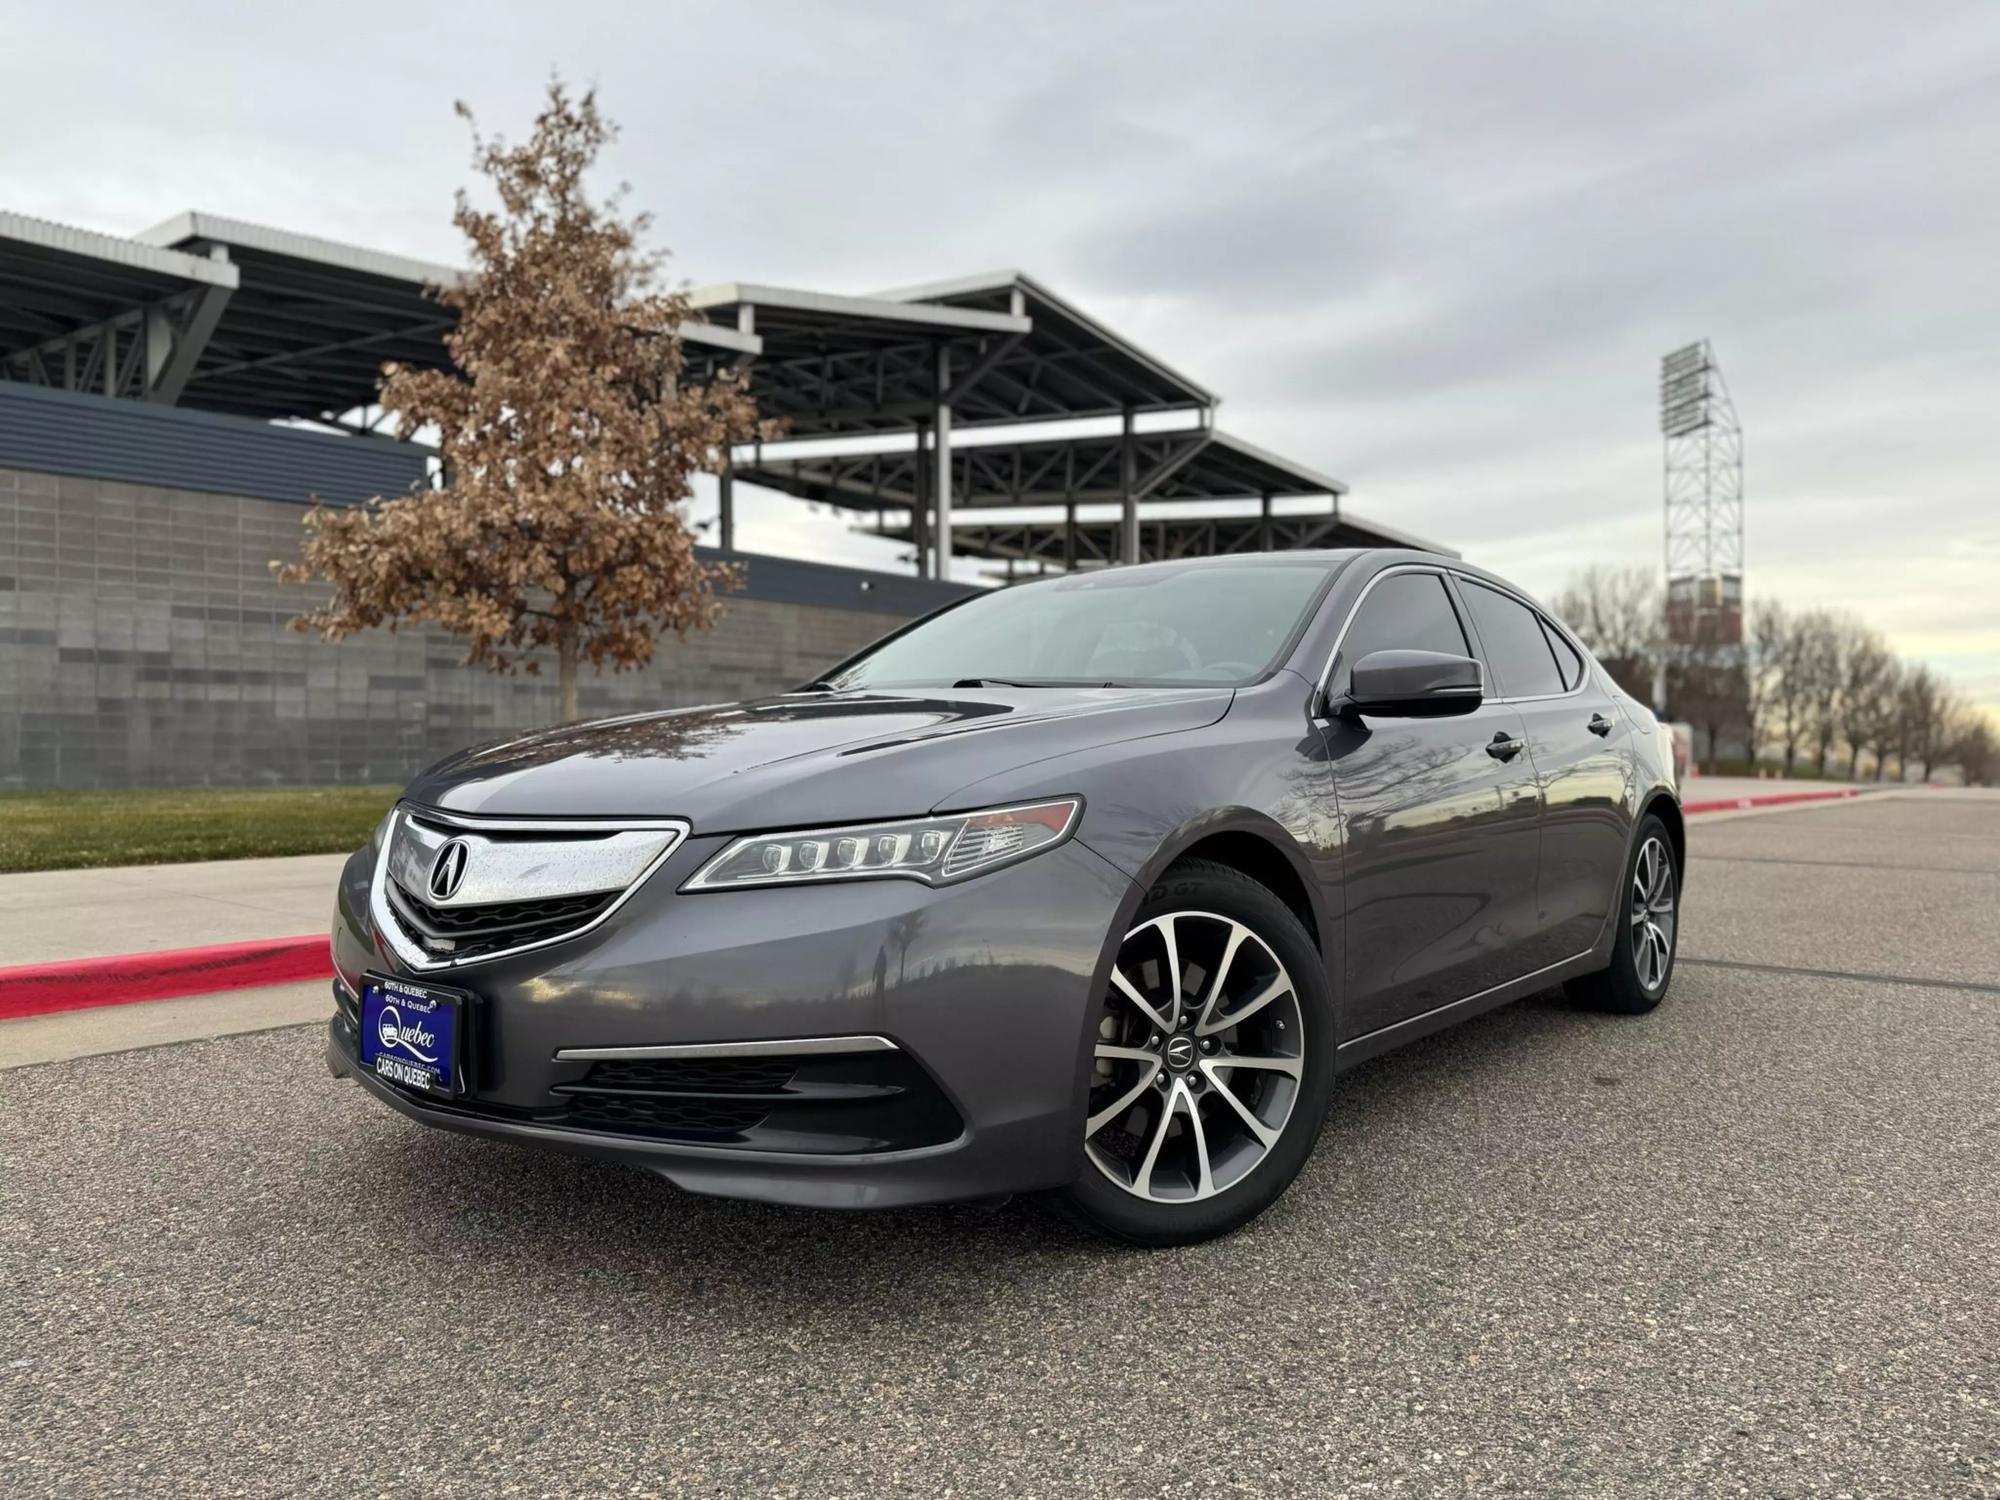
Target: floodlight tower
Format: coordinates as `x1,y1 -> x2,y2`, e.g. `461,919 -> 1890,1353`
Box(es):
1659,340 -> 1744,646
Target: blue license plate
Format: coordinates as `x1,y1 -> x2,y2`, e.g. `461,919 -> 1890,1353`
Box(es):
360,974 -> 464,1096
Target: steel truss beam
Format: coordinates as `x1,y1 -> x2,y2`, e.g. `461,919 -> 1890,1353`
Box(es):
1,281 -> 233,404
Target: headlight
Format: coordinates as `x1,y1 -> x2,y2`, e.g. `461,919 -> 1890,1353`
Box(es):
682,798 -> 1081,890
368,805 -> 398,853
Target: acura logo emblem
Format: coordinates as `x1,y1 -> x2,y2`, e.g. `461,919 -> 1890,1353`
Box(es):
428,839 -> 470,902
1165,1034 -> 1197,1070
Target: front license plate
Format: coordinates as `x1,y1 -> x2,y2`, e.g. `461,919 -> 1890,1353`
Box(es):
359,973 -> 465,1097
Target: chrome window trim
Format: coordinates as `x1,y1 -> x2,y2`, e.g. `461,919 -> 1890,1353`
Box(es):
553,1035 -> 900,1062
370,805 -> 690,973
1314,563 -> 1596,711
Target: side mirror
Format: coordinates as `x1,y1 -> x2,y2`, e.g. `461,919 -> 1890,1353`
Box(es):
1335,649 -> 1484,717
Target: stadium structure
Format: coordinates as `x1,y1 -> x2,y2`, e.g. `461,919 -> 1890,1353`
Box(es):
0,210 -> 1452,788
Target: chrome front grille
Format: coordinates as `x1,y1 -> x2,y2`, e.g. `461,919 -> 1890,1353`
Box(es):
385,880 -> 620,963
371,807 -> 687,970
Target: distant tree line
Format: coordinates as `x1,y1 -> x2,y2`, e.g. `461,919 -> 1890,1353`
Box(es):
1554,565 -> 1995,785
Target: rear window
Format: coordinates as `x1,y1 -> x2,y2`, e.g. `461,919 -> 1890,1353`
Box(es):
1542,620 -> 1586,690
1460,580 -> 1567,698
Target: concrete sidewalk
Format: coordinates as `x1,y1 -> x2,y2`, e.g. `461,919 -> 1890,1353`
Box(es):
0,854 -> 344,1065
1682,773 -> 1878,802
0,852 -> 344,967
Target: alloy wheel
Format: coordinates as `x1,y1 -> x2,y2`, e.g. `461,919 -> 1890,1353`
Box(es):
1085,910 -> 1305,1203
1631,835 -> 1677,991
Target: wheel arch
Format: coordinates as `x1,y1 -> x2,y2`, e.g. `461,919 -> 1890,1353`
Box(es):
1125,809 -> 1329,958
1640,790 -> 1685,887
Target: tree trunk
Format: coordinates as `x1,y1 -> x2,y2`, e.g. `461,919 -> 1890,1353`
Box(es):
558,622 -> 580,723
1847,745 -> 1862,780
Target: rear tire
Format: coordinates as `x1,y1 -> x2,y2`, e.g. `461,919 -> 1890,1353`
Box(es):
1058,859 -> 1335,1247
1567,813 -> 1679,1016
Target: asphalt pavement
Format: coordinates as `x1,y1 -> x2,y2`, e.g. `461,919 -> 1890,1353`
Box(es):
3,792 -> 1995,1498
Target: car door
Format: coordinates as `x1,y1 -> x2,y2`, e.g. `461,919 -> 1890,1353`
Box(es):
1316,565 -> 1545,1040
1453,577 -> 1633,969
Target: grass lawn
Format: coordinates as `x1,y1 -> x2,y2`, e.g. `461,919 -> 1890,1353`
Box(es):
0,785 -> 400,873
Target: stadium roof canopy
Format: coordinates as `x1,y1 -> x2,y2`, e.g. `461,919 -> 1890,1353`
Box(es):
683,270 -> 1212,437
881,270 -> 1216,424
0,212 -> 240,406
681,282 -> 1032,437
0,210 -> 756,424
736,427 -> 1345,513
2,215 -> 1213,441
865,505 -> 1458,576
0,208 -> 1453,574
131,212 -> 759,423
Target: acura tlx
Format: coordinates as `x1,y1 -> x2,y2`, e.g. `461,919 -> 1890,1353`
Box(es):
328,549 -> 1681,1245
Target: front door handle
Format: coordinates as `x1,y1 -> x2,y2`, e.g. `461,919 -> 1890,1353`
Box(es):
1486,731 -> 1524,762
1588,713 -> 1615,737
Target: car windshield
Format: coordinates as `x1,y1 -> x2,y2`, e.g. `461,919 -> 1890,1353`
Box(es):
818,563 -> 1336,691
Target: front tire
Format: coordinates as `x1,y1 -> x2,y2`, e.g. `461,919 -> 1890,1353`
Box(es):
1567,813 -> 1679,1015
1059,860 -> 1335,1246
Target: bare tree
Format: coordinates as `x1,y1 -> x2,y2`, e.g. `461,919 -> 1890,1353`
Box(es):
1667,638 -> 1745,774
1865,659 -> 1908,780
1766,608 -> 1819,776
277,82 -> 766,722
1899,665 -> 1956,783
1835,621 -> 1893,779
1797,609 -> 1847,776
1554,565 -> 1661,703
1742,598 -> 1790,770
1952,713 -> 1997,787
1553,565 -> 1978,790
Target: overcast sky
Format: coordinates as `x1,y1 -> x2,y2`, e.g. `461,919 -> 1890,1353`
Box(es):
5,2 -> 1997,715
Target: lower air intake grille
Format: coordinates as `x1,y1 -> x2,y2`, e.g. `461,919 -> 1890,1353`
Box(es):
562,1093 -> 771,1136
535,1047 -> 964,1152
578,1057 -> 799,1094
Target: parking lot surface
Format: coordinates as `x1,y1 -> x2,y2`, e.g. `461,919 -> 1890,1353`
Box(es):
3,793 -> 1995,1498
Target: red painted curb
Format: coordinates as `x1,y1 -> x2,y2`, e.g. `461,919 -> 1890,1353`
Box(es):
0,935 -> 332,1021
1683,786 -> 1871,816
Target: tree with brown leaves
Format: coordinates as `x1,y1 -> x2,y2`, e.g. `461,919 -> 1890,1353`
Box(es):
277,82 -> 764,721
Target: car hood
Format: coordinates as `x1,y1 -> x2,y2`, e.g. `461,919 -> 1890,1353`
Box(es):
404,686 -> 1233,831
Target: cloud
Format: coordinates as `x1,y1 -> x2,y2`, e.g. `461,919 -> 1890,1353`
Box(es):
4,0 -> 1997,705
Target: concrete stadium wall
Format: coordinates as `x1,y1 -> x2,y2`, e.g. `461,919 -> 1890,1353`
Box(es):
0,464 -> 962,790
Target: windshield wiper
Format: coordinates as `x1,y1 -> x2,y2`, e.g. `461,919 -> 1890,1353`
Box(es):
951,677 -> 1076,689
952,677 -> 1128,690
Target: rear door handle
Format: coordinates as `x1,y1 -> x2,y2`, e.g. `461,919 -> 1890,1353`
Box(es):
1588,713 -> 1615,738
1486,731 -> 1524,762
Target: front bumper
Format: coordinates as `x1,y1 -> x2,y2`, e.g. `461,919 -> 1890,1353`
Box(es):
328,830 -> 1137,1209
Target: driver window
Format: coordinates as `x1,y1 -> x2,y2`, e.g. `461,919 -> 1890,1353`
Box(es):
1336,572 -> 1472,693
